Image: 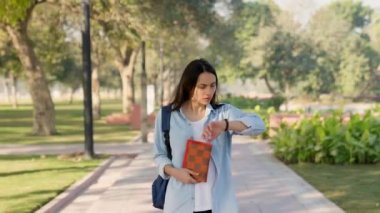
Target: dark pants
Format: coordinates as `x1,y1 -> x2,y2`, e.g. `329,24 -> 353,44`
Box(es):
194,210 -> 212,213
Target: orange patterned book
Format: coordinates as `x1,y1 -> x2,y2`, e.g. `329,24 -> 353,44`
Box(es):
182,139 -> 212,182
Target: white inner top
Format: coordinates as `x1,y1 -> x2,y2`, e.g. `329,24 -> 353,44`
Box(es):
188,115 -> 215,211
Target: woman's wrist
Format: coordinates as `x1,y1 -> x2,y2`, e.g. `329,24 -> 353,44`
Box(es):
223,119 -> 229,131
164,165 -> 175,176
226,120 -> 248,132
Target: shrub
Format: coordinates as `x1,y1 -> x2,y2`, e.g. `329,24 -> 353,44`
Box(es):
272,110 -> 380,164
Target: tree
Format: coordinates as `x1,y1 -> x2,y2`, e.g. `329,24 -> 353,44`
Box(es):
53,55 -> 82,104
234,0 -> 317,104
330,0 -> 372,30
205,1 -> 245,83
0,35 -> 22,108
149,29 -> 205,104
210,1 -> 279,83
365,13 -> 380,98
27,2 -> 84,106
43,0 -> 104,116
0,0 -> 56,135
262,31 -> 316,108
306,0 -> 375,98
91,0 -> 218,112
231,1 -> 281,93
337,35 -> 373,97
305,8 -> 351,97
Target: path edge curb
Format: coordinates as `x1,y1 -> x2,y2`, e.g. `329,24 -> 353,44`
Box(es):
36,156 -> 116,213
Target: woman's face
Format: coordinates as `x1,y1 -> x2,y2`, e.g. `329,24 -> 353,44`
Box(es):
191,72 -> 217,105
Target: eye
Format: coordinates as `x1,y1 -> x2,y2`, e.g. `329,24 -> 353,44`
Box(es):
197,85 -> 206,89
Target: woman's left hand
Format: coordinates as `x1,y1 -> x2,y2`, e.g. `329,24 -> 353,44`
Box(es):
202,120 -> 226,142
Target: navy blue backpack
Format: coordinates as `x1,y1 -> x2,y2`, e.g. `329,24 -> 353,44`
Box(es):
152,105 -> 172,209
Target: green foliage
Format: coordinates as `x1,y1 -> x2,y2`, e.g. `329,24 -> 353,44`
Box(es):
305,0 -> 378,97
234,1 -> 318,99
29,3 -> 77,85
302,51 -> 337,96
99,65 -> 122,89
337,36 -> 372,96
91,0 -> 220,90
220,95 -> 284,110
262,31 -> 317,92
232,1 -> 278,79
368,15 -> 380,52
0,0 -> 31,26
234,1 -> 277,45
2,0 -> 380,105
206,20 -> 243,82
0,38 -> 22,78
272,111 -> 380,164
251,105 -> 276,139
206,1 -> 279,83
53,56 -> 82,91
330,0 -> 373,29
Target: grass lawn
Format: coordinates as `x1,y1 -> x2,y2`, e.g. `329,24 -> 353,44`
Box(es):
0,154 -> 105,213
289,163 -> 380,213
0,100 -> 140,145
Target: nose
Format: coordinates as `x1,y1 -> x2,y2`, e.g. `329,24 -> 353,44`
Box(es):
206,87 -> 215,96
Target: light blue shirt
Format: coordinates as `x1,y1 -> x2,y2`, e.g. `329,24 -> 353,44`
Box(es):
153,104 -> 266,213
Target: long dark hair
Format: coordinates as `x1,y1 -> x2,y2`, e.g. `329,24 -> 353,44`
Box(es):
170,58 -> 219,111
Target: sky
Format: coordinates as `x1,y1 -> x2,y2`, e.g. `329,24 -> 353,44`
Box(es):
274,0 -> 380,26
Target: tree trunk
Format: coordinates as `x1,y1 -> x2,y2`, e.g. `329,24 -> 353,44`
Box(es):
140,41 -> 148,143
91,40 -> 103,119
263,74 -> 278,95
69,87 -> 75,104
162,69 -> 172,105
92,67 -> 101,119
6,26 -> 56,135
116,48 -> 139,113
284,81 -> 290,111
9,73 -> 18,109
3,78 -> 11,104
159,39 -> 164,106
354,69 -> 380,101
151,73 -> 160,107
120,67 -> 135,113
131,67 -> 135,103
113,89 -> 118,99
169,69 -> 178,99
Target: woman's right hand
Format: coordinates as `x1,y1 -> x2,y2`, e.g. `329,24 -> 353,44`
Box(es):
164,165 -> 198,184
172,168 -> 198,184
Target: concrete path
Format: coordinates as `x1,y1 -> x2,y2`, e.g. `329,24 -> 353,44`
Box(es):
232,137 -> 343,213
1,136 -> 344,213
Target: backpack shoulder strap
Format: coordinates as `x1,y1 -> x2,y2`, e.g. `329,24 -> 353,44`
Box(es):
212,103 -> 225,110
161,105 -> 172,160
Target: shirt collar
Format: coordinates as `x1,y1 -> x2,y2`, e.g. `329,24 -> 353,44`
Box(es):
179,104 -> 214,121
206,104 -> 214,114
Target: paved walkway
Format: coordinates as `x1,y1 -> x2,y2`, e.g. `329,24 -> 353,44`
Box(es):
1,136 -> 344,213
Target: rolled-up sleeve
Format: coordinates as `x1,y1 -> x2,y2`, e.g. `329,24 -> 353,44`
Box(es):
153,109 -> 172,179
224,104 -> 266,136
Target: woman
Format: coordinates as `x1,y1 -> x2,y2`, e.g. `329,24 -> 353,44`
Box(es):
153,59 -> 266,213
